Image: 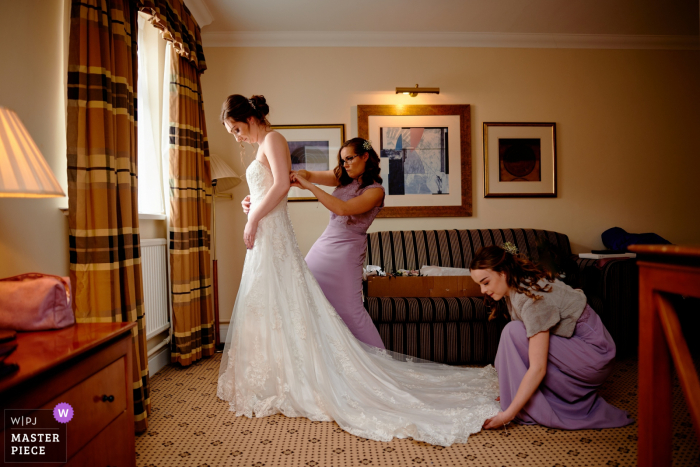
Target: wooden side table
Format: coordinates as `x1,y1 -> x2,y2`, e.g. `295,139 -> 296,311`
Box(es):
630,245 -> 700,467
0,322 -> 136,466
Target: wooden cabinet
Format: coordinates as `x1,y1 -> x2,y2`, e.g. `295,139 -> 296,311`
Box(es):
0,323 -> 136,466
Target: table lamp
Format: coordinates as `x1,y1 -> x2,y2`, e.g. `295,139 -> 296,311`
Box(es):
0,107 -> 65,198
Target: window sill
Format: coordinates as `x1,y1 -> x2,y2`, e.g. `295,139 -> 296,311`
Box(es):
59,209 -> 166,221
139,213 -> 166,220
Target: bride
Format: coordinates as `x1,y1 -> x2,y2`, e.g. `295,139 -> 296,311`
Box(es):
216,94 -> 500,446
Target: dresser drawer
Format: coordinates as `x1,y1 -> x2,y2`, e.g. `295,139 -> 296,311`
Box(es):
41,357 -> 127,459
66,411 -> 134,467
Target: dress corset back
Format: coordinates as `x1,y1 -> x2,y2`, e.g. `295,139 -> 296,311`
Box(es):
246,160 -> 287,217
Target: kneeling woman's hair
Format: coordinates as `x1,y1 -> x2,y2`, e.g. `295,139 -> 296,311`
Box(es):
470,245 -> 556,320
334,138 -> 382,189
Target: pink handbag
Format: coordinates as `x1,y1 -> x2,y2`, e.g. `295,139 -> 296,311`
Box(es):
0,273 -> 75,331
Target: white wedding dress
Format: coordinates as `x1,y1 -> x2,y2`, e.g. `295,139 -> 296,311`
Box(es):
217,160 -> 500,446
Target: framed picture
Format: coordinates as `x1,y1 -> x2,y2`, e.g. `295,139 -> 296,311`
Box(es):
358,105 -> 471,217
271,124 -> 345,201
483,122 -> 557,198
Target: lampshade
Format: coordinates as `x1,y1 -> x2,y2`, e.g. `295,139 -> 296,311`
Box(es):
0,107 -> 65,198
209,153 -> 241,193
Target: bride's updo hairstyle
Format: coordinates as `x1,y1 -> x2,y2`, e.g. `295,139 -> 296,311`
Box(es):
334,138 -> 382,189
470,245 -> 555,321
220,94 -> 270,128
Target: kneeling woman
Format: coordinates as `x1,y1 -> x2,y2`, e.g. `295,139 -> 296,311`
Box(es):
470,245 -> 633,430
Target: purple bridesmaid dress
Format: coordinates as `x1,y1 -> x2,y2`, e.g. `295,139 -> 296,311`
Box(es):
305,180 -> 385,349
496,304 -> 634,429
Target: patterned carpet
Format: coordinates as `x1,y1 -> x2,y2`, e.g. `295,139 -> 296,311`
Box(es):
135,354 -> 699,467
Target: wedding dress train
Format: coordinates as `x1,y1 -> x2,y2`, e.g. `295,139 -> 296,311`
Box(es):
217,160 -> 499,446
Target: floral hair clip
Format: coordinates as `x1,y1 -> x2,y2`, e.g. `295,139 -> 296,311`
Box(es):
248,99 -> 256,110
502,242 -> 519,255
363,140 -> 372,151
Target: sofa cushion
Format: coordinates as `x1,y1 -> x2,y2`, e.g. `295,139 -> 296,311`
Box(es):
365,228 -> 572,272
366,296 -> 489,323
366,296 -> 508,364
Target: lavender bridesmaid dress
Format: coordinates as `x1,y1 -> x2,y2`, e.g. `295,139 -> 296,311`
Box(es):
496,304 -> 634,429
304,180 -> 385,349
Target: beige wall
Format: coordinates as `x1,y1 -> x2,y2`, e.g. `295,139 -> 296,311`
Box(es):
201,46 -> 700,323
0,1 -> 170,353
0,0 -> 71,278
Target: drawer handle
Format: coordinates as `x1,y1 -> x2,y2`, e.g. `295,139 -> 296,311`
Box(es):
102,394 -> 115,403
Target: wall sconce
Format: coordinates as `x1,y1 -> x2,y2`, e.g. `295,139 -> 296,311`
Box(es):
395,84 -> 440,97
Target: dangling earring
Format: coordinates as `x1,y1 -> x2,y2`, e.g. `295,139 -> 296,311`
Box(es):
240,142 -> 245,157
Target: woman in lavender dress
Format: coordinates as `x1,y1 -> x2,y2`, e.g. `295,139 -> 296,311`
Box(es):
470,245 -> 633,430
289,138 -> 385,348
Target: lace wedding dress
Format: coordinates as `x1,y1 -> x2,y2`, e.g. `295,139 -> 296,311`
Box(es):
217,160 -> 500,446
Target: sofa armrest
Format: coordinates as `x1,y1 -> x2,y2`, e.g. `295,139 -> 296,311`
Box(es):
574,256 -> 639,357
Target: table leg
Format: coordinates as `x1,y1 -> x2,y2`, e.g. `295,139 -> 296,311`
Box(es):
638,273 -> 672,466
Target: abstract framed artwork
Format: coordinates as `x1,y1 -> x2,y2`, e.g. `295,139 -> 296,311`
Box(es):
271,124 -> 345,201
483,122 -> 557,198
358,105 -> 471,217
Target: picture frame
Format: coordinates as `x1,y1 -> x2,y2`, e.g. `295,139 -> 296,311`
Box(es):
358,105 -> 471,218
271,124 -> 345,201
483,122 -> 557,198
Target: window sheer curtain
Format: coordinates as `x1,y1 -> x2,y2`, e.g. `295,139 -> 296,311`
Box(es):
137,14 -> 165,216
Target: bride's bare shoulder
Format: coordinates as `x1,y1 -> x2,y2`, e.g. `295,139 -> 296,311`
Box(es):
262,131 -> 290,157
264,130 -> 287,145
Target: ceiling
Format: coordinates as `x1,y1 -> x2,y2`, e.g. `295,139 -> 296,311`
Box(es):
185,0 -> 700,48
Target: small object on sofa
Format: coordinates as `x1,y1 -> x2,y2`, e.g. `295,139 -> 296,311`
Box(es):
0,273 -> 74,331
579,252 -> 636,259
393,269 -> 421,277
420,265 -> 472,276
362,265 -> 385,280
602,227 -> 671,251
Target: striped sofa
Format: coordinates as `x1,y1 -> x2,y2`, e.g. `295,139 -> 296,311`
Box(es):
363,228 -> 638,365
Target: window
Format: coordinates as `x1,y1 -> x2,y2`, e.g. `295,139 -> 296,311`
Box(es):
137,13 -> 166,217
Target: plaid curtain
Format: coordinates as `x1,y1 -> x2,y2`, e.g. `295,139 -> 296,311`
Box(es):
166,49 -> 214,366
66,0 -> 150,433
139,0 -> 207,71
138,0 -> 213,367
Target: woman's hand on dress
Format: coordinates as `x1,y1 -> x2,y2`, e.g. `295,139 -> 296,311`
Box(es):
290,172 -> 313,190
241,195 -> 251,215
243,219 -> 258,249
483,410 -> 514,430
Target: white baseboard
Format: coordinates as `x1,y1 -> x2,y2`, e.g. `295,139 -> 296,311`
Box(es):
148,325 -> 228,376
219,324 -> 229,344
148,346 -> 171,377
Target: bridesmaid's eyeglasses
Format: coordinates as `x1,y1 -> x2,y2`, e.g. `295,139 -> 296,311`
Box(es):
342,155 -> 359,166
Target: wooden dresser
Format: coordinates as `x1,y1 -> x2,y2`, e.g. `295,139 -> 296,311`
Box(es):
0,323 -> 136,466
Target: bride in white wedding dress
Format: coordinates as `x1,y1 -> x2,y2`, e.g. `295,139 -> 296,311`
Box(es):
217,95 -> 500,446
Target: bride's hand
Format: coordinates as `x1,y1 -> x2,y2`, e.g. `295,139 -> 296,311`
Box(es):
241,195 -> 251,215
483,411 -> 514,430
243,220 -> 258,249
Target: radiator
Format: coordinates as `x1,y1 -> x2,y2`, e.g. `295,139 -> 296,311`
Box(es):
141,238 -> 170,340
